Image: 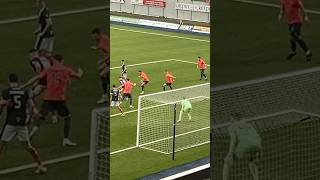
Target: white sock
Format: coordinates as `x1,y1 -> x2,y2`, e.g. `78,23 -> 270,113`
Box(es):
188,113 -> 191,120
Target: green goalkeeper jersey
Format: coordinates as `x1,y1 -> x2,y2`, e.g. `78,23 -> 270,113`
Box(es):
228,121 -> 261,158
181,99 -> 192,111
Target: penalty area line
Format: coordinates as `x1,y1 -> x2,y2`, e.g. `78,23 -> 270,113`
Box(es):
110,58 -> 209,70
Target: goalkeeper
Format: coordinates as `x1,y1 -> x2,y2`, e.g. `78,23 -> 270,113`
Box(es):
178,97 -> 192,122
223,113 -> 261,180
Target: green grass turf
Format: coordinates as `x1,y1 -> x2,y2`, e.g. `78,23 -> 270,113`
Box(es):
0,3 -> 107,179
211,0 -> 320,179
110,24 -> 210,179
213,0 -> 320,85
0,0 -> 107,20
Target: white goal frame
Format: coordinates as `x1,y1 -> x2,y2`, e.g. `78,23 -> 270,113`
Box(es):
136,83 -> 210,154
88,107 -> 109,180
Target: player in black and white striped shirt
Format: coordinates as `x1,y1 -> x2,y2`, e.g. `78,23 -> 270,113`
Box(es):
121,59 -> 128,79
34,0 -> 54,54
28,49 -> 58,123
28,49 -> 52,98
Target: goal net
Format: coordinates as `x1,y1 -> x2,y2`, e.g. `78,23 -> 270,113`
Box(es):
136,83 -> 210,154
211,67 -> 320,179
89,108 -> 109,180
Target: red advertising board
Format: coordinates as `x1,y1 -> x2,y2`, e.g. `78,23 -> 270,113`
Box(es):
143,0 -> 166,7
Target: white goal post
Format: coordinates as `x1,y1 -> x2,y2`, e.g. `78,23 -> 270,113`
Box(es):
136,83 -> 210,155
89,107 -> 109,180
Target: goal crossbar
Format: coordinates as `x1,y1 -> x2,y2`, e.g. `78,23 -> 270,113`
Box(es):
213,109 -> 320,130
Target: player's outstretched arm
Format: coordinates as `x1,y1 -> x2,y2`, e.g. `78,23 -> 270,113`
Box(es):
227,126 -> 237,155
70,68 -> 84,79
21,75 -> 42,89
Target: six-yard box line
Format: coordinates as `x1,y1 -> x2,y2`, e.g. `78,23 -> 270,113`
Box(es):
0,58 -> 210,175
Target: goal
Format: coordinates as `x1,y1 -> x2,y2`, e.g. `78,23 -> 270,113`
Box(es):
88,108 -> 109,180
136,83 -> 210,155
211,67 -> 320,179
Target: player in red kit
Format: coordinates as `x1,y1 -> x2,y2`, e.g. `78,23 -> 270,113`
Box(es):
91,28 -> 109,104
122,78 -> 136,108
163,70 -> 176,91
22,54 -> 84,147
138,70 -> 150,95
197,56 -> 207,81
278,0 -> 312,61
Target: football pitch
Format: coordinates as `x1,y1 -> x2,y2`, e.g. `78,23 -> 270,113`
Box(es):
213,0 -> 320,85
0,1 -> 107,180
110,24 -> 210,179
212,0 -> 320,179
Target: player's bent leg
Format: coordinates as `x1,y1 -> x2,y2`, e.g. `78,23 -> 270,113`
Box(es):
249,161 -> 259,180
223,154 -> 234,180
178,110 -> 183,122
129,94 -> 134,108
25,144 -> 47,174
58,103 -> 77,147
29,112 -> 47,138
61,116 -> 77,147
118,105 -> 125,117
162,84 -> 166,91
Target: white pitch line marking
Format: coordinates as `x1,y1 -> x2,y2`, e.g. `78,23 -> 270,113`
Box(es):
0,6 -> 109,25
111,27 -> 210,43
231,0 -> 320,15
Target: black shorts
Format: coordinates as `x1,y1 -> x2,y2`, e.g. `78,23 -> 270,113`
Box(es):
40,100 -> 70,117
200,69 -> 205,73
165,83 -> 172,86
123,93 -> 132,99
288,23 -> 302,37
142,81 -> 149,85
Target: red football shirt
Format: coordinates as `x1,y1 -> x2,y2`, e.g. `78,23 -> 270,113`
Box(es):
40,64 -> 74,101
165,72 -> 174,84
139,72 -> 150,81
197,59 -> 206,70
123,81 -> 134,94
281,0 -> 303,24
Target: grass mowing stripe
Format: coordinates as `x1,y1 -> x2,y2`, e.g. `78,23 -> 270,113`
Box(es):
111,27 -> 210,43
0,145 -> 138,175
231,0 -> 320,15
0,5 -> 109,25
